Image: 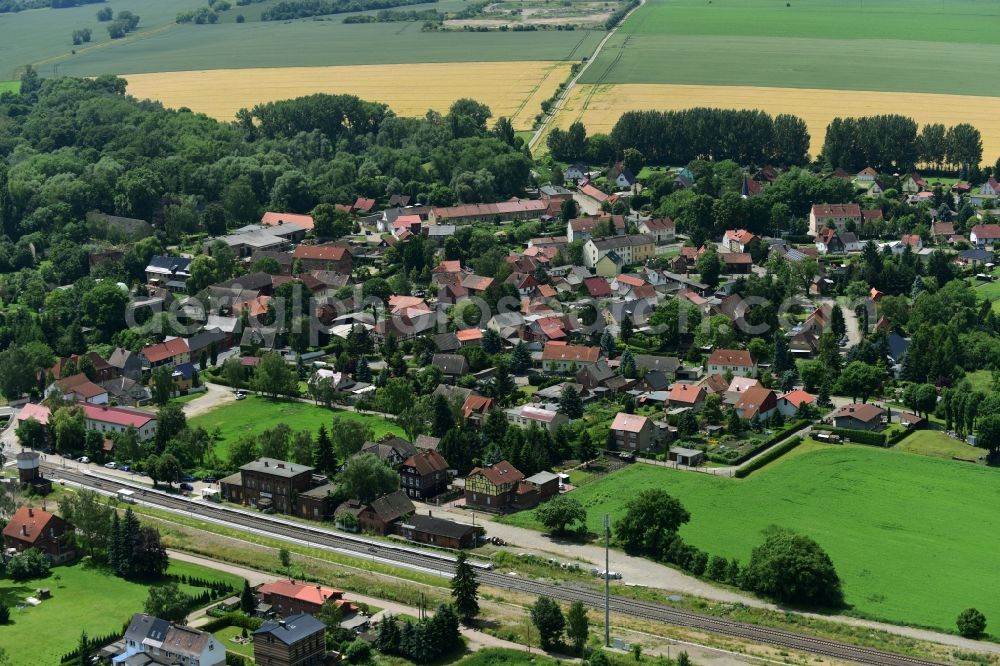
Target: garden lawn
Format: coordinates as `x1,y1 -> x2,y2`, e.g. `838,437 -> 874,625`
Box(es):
189,395 -> 403,460
501,444 -> 1000,632
0,559 -> 241,666
0,81 -> 18,94
965,369 -> 994,393
214,625 -> 255,659
893,429 -> 981,461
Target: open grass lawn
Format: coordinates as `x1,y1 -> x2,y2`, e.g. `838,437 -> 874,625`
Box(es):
0,559 -> 241,666
189,395 -> 403,460
965,369 -> 995,393
214,625 -> 255,659
501,443 -> 1000,632
0,81 -> 18,94
894,429 -> 981,462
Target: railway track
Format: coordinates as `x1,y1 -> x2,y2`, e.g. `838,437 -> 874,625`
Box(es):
50,465 -> 944,666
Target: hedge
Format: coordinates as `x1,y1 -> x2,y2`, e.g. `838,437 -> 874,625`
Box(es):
730,419 -> 811,465
199,612 -> 262,633
735,437 -> 803,478
820,426 -> 887,447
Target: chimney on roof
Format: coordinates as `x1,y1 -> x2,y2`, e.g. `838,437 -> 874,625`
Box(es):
27,508 -> 33,517
264,461 -> 269,467
278,620 -> 287,628
21,525 -> 27,536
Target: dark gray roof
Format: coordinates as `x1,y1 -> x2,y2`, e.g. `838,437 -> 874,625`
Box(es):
252,250 -> 295,267
643,370 -> 670,391
214,271 -> 273,291
887,332 -> 909,362
125,613 -> 171,645
361,437 -> 416,462
433,333 -> 460,352
591,234 -> 654,251
240,458 -> 313,478
301,482 -> 338,499
432,353 -> 470,376
634,355 -> 680,374
254,613 -> 325,645
401,514 -> 477,540
960,248 -> 994,261
147,255 -> 192,274
368,490 -> 415,523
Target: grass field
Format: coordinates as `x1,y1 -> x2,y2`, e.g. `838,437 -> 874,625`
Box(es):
126,61 -> 573,128
0,559 -> 241,666
29,19 -> 601,78
893,429 -> 980,461
214,625 -> 255,659
965,369 -> 995,393
189,395 -> 403,460
547,83 -> 1000,162
0,81 -> 19,94
501,443 -> 1000,632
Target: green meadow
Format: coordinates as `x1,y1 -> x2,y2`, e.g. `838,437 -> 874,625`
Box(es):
502,442 -> 1000,632
189,395 -> 403,461
579,0 -> 1000,96
0,559 -> 241,666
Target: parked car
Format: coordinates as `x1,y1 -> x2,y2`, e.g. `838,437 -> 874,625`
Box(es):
120,465 -> 131,472
235,393 -> 246,400
77,456 -> 90,464
179,482 -> 194,491
104,462 -> 117,469
181,474 -> 195,482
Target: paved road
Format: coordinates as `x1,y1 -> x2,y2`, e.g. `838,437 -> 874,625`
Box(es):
819,297 -> 862,348
527,0 -> 646,152
183,382 -> 236,418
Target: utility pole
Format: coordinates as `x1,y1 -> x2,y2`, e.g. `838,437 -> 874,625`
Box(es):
604,512 -> 610,647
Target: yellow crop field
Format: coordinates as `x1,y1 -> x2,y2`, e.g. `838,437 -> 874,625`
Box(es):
550,84 -> 1000,162
126,62 -> 572,131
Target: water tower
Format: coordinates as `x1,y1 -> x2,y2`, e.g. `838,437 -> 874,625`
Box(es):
16,451 -> 51,494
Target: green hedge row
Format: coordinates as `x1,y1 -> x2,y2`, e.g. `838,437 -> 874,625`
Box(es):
822,426 -> 887,447
731,420 -> 811,465
199,611 -> 262,634
735,437 -> 803,478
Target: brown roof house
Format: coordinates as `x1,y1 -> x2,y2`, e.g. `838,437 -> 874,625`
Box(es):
734,385 -> 778,422
541,343 -> 600,372
399,449 -> 450,500
335,490 -> 415,535
3,506 -> 77,564
707,349 -> 758,378
609,412 -> 667,453
832,403 -> 887,431
464,460 -> 525,512
253,613 -> 326,666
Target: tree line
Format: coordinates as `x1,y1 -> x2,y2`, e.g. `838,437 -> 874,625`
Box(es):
608,108 -> 811,167
821,115 -> 983,174
261,0 -> 436,20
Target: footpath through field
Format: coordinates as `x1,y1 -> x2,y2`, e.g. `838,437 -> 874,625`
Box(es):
527,0 -> 647,152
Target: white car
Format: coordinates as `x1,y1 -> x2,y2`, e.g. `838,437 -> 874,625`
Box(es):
104,462 -> 117,469
234,393 -> 246,400
77,456 -> 90,464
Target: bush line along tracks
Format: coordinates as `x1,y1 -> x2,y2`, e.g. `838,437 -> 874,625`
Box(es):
49,465 -> 943,666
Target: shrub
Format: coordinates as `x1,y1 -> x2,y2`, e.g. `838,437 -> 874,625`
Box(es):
6,548 -> 51,581
957,608 -> 987,638
735,436 -> 803,478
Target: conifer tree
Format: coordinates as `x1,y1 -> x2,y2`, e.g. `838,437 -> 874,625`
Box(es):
450,552 -> 480,623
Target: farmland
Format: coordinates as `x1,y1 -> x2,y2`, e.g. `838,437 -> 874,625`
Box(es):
893,429 -> 981,462
189,395 -> 403,461
546,83 -> 1000,161
126,61 -> 573,128
501,443 -> 1000,632
0,559 -> 241,666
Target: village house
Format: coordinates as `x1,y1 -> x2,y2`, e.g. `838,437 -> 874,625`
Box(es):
567,215 -> 626,243
397,514 -> 479,549
607,163 -> 637,189
253,614 -> 326,666
464,460 -> 526,512
723,229 -> 758,253
46,373 -> 108,405
119,614 -> 225,666
256,580 -> 353,617
808,203 -> 863,235
334,490 -> 414,535
584,235 -> 656,276
901,173 -> 928,194
637,217 -> 675,244
609,412 -> 665,453
668,382 -> 705,411
505,404 -> 569,432
734,385 -> 777,421
707,349 -> 758,378
3,506 -> 77,564
220,458 -> 315,515
541,342 -> 600,372
399,449 -> 450,500
428,200 -> 549,225
141,337 -> 190,370
144,255 -> 192,291
291,243 -> 352,273
832,403 -> 887,431
82,403 -> 157,442
777,389 -> 816,417
970,223 -> 1000,247
361,436 -> 417,468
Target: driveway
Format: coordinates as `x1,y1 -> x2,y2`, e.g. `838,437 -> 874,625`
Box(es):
184,382 -> 236,418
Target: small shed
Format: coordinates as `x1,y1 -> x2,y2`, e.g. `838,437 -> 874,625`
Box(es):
524,471 -> 560,501
668,447 -> 705,467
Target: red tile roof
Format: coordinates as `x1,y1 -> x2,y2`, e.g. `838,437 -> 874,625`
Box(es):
15,403 -> 51,426
261,211 -> 314,230
81,403 -> 156,428
461,274 -> 494,292
462,394 -> 494,418
54,373 -> 106,399
833,403 -> 886,423
541,343 -> 599,363
972,224 -> 1000,240
259,579 -> 345,607
641,217 -> 674,232
468,460 -> 524,486
669,383 -> 704,404
293,244 -> 349,261
610,412 -> 650,433
735,385 -> 776,419
455,328 -> 483,342
433,260 -> 463,274
142,338 -> 189,364
433,200 -> 547,220
707,349 -> 755,367
779,389 -> 815,408
583,277 -> 612,297
811,203 -> 862,219
353,197 -> 376,213
3,507 -> 61,545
